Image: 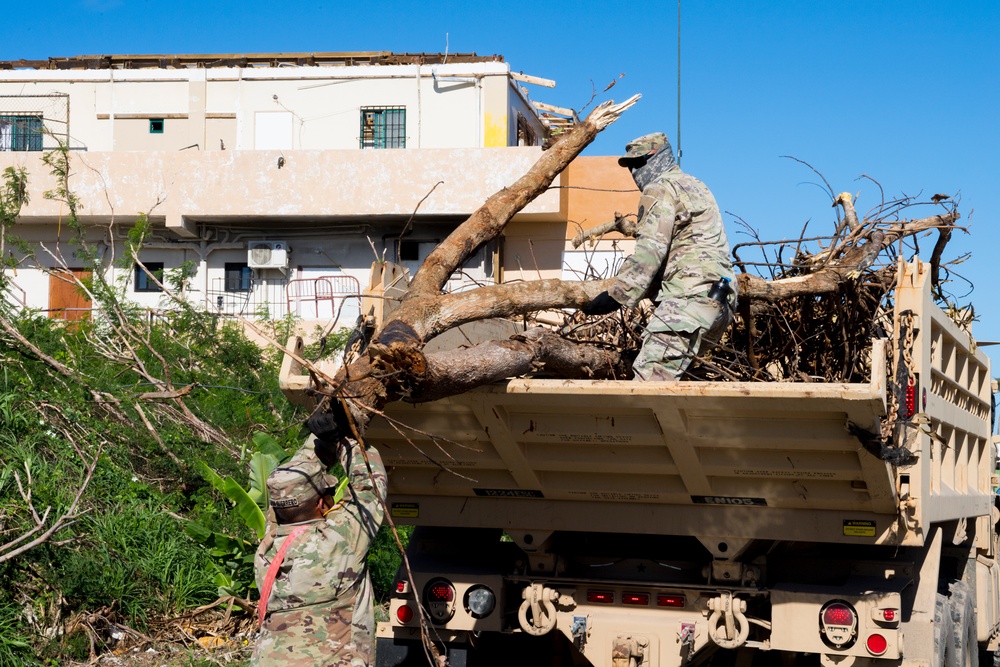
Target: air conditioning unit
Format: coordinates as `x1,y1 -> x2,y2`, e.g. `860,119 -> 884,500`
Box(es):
247,240 -> 289,270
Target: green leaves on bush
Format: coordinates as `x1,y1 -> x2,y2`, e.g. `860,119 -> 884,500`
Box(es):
0,155 -> 357,662
184,431 -> 293,597
195,432 -> 290,540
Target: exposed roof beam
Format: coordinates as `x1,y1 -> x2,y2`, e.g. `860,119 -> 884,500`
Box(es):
510,71 -> 556,88
533,101 -> 575,117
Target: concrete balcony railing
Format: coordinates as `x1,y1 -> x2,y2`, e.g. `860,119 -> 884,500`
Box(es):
0,146 -> 563,237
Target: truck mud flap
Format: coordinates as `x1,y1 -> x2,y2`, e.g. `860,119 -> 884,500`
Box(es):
376,637 -> 468,667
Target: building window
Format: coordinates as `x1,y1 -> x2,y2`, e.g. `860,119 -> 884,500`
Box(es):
516,113 -> 537,147
360,106 -> 405,149
135,262 -> 164,293
394,239 -> 439,268
0,115 -> 43,151
224,263 -> 253,292
149,119 -> 164,134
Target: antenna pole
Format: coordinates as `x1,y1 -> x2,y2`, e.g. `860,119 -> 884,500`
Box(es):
677,0 -> 682,166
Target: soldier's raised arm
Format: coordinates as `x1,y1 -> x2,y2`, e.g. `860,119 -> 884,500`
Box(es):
345,440 -> 387,535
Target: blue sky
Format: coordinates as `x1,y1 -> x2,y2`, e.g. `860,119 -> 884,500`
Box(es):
5,0 -> 1000,374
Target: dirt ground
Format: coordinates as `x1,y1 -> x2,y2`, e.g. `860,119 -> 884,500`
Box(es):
67,636 -> 255,667
66,636 -> 253,667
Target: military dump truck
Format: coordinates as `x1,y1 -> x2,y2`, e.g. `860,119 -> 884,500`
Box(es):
282,258 -> 999,667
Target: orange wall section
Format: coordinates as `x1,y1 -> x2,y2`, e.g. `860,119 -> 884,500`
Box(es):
561,156 -> 639,239
501,155 -> 640,282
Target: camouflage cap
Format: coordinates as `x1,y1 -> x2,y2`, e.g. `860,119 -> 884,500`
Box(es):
267,458 -> 338,509
619,132 -> 669,165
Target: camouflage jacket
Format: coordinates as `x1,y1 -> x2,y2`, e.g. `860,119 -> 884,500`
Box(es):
254,438 -> 387,617
608,165 -> 736,330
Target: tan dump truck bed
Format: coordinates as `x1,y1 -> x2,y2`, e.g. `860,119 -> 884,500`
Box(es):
367,260 -> 995,548
370,367 -> 901,545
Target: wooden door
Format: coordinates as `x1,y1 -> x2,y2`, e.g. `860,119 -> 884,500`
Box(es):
48,269 -> 92,321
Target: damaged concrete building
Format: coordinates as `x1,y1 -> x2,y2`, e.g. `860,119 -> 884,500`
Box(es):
0,52 -> 635,329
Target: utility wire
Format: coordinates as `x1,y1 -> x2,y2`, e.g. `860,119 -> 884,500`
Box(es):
119,382 -> 269,395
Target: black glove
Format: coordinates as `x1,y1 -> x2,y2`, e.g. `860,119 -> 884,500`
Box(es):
306,411 -> 345,469
306,411 -> 343,443
582,291 -> 622,316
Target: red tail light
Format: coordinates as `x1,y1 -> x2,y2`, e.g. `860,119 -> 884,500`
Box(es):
657,594 -> 686,608
820,601 -> 858,649
622,593 -> 649,606
424,578 -> 457,623
882,608 -> 896,622
823,603 -> 854,626
587,590 -> 614,604
427,581 -> 455,602
396,604 -> 414,623
866,633 -> 888,656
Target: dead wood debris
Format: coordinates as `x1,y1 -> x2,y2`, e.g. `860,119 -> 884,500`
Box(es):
61,598 -> 257,666
553,189 -> 967,385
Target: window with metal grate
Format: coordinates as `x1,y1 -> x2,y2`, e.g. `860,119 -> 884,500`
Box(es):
360,106 -> 405,149
0,115 -> 43,151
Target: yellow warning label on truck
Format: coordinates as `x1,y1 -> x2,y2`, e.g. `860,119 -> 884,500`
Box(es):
391,503 -> 419,519
843,520 -> 876,537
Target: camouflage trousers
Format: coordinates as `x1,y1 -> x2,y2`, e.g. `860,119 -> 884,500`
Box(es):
633,296 -> 733,381
251,601 -> 374,667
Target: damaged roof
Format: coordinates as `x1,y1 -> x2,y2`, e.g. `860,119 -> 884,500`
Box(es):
0,51 -> 504,70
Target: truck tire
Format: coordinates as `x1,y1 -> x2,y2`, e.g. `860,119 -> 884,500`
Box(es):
937,593 -> 956,667
948,581 -> 979,667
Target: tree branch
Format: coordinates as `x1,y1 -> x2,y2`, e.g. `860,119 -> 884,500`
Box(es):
0,447 -> 99,564
400,95 -> 640,302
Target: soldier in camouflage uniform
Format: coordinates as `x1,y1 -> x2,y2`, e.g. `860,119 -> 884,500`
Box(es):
583,132 -> 737,380
251,435 -> 387,667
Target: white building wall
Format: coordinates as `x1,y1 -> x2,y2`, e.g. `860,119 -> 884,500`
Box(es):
0,57 -> 579,330
0,62 -> 516,152
415,75 -> 482,149
107,80 -> 189,116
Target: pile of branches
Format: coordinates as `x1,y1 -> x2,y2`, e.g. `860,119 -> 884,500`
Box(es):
564,186 -> 966,384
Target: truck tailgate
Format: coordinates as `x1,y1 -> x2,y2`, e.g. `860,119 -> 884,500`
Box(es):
368,354 -> 898,541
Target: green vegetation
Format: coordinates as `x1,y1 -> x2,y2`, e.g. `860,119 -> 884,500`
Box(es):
0,149 -> 406,664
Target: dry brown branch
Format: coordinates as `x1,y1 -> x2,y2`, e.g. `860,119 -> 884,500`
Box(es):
0,311 -> 76,377
570,212 -> 639,248
833,192 -> 860,233
183,595 -> 255,620
354,397 -> 482,456
0,444 -> 99,564
400,95 -> 640,303
134,402 -> 187,471
139,383 -> 197,400
336,396 -> 450,667
740,212 -> 959,303
396,181 -> 445,262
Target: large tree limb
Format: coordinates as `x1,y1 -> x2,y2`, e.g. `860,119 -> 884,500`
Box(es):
397,95 -> 640,305
380,278 -> 612,343
325,97 -> 640,426
0,312 -> 76,377
373,328 -> 624,404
